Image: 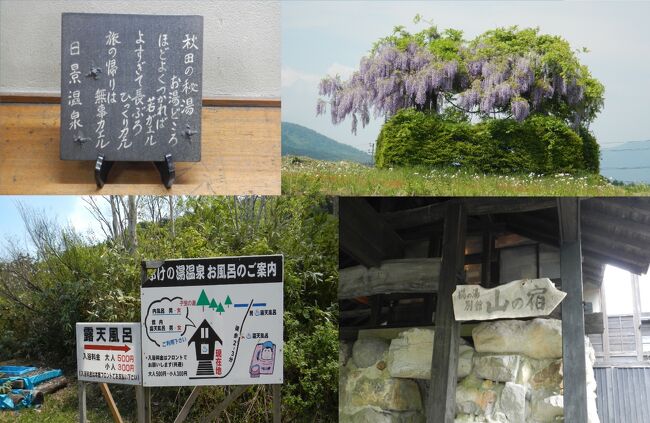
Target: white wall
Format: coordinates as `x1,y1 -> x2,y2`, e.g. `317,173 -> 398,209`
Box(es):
0,0 -> 280,98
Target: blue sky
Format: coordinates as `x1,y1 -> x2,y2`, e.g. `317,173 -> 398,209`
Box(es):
282,1 -> 650,153
0,196 -> 102,257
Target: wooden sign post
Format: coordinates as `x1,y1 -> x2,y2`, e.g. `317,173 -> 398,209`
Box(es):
452,278 -> 566,321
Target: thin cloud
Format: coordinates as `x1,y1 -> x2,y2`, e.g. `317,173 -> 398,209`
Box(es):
281,66 -> 320,88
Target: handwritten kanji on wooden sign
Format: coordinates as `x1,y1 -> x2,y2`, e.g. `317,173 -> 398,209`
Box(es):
452,278 -> 566,321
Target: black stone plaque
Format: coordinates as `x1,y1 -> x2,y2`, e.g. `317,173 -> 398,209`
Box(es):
60,13 -> 203,162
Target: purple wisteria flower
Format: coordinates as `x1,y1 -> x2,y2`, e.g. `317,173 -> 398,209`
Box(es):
511,98 -> 530,122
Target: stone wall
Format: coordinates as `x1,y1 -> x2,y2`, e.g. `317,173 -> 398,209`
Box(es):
339,319 -> 600,423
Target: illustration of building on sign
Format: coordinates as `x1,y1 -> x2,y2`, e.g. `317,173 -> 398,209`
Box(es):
188,320 -> 222,376
249,341 -> 276,378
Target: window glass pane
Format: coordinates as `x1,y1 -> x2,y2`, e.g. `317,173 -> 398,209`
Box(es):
603,265 -> 633,316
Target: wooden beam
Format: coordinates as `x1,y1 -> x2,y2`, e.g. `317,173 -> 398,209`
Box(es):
339,258 -> 440,299
340,198 -> 404,267
582,231 -> 650,261
504,221 -> 559,247
548,310 -> 604,334
272,384 -> 281,423
200,385 -> 250,423
582,222 -> 650,252
0,94 -> 281,108
173,387 -> 202,423
558,198 -> 588,423
582,208 -> 650,240
427,202 -> 467,423
383,198 -> 556,230
581,248 -> 648,275
481,216 -> 495,288
584,197 -> 650,221
99,383 -> 124,423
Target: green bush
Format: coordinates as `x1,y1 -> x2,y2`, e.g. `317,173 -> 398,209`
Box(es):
375,109 -> 600,174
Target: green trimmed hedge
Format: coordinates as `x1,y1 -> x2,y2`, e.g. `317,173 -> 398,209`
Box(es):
374,109 -> 600,173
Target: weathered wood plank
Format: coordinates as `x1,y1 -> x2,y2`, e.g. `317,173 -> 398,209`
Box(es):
200,385 -> 250,423
340,198 -> 404,268
99,383 -> 124,423
339,258 -> 441,299
272,384 -> 281,423
548,309 -> 604,334
383,198 -> 556,230
558,197 -> 588,423
173,386 -> 202,423
582,208 -> 650,241
427,202 -> 466,423
0,94 -> 281,108
584,197 -> 650,222
0,103 -> 280,195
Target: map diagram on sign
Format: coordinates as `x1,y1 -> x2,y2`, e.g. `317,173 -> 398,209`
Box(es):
141,255 -> 283,387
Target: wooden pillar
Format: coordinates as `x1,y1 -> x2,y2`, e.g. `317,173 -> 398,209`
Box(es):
558,198 -> 588,423
272,384 -> 281,423
480,217 -> 494,288
427,202 -> 466,423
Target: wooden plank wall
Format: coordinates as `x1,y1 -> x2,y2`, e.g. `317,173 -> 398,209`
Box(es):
0,101 -> 280,195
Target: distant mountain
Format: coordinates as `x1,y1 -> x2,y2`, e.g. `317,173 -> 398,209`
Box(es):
601,140 -> 650,184
282,122 -> 372,164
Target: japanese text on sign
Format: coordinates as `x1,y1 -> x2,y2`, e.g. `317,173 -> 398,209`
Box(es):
452,278 -> 566,321
60,13 -> 203,162
76,323 -> 142,385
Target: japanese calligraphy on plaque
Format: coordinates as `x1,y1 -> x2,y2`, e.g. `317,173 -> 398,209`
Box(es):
60,13 -> 203,161
452,278 -> 566,321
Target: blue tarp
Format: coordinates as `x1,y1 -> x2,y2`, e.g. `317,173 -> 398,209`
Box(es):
0,369 -> 62,390
0,368 -> 63,410
0,390 -> 34,410
0,366 -> 37,376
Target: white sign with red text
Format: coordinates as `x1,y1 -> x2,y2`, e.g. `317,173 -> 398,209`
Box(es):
75,322 -> 141,385
140,255 -> 284,387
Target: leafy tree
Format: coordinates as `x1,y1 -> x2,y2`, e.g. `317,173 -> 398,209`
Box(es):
317,18 -> 604,132
197,289 -> 210,311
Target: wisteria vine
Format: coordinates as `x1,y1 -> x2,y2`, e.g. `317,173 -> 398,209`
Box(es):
317,25 -> 602,134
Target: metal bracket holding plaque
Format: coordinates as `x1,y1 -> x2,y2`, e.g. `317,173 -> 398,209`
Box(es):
60,13 -> 203,188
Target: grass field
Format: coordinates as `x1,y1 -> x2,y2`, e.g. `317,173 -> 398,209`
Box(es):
282,156 -> 650,196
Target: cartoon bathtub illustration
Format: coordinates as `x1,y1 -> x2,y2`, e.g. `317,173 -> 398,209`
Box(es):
249,341 -> 276,378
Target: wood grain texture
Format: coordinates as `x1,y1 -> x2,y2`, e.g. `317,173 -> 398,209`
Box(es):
0,95 -> 281,108
339,258 -> 441,299
0,103 -> 280,195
